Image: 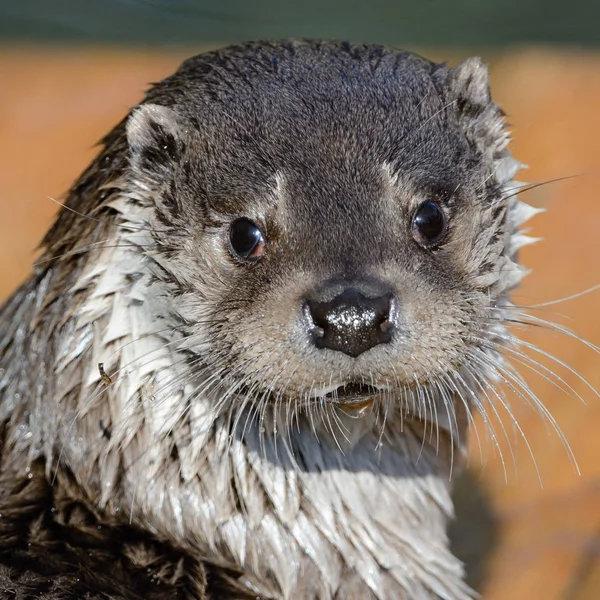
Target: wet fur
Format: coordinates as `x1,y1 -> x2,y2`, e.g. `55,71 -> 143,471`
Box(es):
0,41 -> 541,598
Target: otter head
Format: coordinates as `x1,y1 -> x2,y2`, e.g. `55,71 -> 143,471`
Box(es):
118,43 -> 531,459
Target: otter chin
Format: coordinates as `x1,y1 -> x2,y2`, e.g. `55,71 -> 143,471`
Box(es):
0,40 -> 540,599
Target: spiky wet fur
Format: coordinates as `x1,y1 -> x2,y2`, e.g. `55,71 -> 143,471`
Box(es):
0,41 -> 545,599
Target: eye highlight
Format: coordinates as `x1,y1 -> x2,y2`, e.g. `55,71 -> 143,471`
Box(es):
411,201 -> 447,247
229,218 -> 266,260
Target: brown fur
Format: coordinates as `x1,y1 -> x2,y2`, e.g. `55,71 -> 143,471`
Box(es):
0,460 -> 259,599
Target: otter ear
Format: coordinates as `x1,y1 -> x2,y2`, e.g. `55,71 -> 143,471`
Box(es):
449,58 -> 509,165
450,57 -> 491,110
126,104 -> 187,181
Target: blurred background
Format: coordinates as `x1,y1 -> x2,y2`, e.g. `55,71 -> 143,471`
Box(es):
1,1 -> 599,598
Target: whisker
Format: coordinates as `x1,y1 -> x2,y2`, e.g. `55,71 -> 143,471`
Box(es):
473,334 -> 588,407
499,172 -> 590,203
34,240 -> 159,267
525,283 -> 600,309
460,364 -> 512,475
506,311 -> 600,355
466,349 -> 545,485
436,375 -> 458,479
483,329 -> 599,401
47,194 -> 188,238
450,369 -> 489,468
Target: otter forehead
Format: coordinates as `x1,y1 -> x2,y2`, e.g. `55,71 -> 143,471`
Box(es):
139,43 -> 494,270
150,41 -> 484,211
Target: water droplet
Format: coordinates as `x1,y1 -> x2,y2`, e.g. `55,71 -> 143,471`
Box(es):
105,481 -> 111,487
27,473 -> 33,479
14,393 -> 20,400
354,405 -> 371,418
25,466 -> 30,473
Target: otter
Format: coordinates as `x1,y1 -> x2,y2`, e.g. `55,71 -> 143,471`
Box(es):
0,40 -> 539,599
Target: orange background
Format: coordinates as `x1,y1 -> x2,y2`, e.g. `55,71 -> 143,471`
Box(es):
1,46 -> 599,598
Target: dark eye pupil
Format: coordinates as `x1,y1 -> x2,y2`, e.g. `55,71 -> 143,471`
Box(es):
413,202 -> 446,244
230,218 -> 263,258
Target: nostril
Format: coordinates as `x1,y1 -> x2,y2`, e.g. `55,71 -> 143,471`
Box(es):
379,298 -> 394,333
302,302 -> 325,338
380,316 -> 392,333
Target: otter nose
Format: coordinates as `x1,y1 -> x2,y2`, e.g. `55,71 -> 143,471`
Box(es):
306,289 -> 393,358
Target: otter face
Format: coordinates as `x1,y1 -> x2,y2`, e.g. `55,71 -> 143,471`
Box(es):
124,43 -> 527,439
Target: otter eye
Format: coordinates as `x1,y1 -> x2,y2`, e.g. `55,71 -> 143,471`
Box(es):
229,218 -> 266,259
411,201 -> 447,247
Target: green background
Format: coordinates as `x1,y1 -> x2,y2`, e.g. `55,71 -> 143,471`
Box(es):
1,0 -> 598,46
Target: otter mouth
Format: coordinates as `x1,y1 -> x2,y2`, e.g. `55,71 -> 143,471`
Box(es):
235,381 -> 386,410
322,382 -> 382,407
